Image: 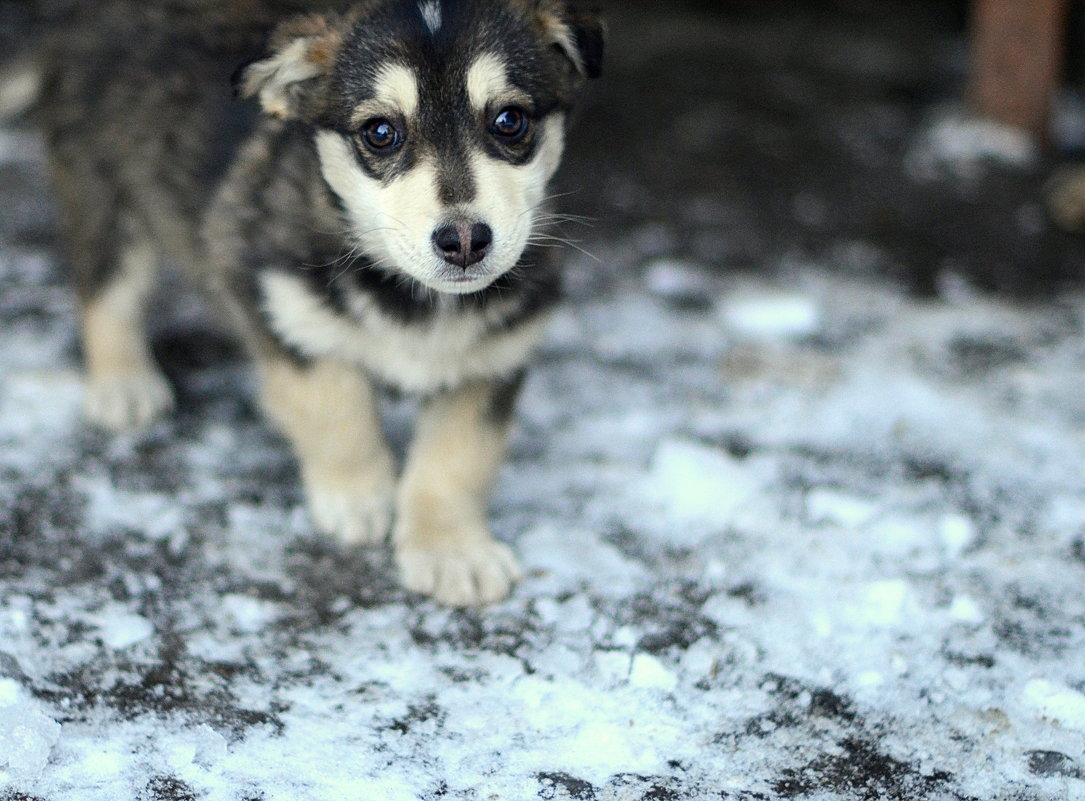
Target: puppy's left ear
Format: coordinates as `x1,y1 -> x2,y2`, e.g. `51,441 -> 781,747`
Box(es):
536,1 -> 604,80
234,13 -> 345,119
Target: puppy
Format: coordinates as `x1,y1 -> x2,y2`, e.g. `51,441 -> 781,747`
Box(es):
39,0 -> 603,606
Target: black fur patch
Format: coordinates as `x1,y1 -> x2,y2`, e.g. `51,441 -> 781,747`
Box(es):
487,370 -> 526,425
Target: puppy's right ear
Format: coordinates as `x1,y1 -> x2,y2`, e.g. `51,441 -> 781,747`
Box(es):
233,14 -> 345,120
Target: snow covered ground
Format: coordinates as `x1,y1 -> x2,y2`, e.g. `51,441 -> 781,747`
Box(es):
5,157 -> 1085,797
5,2 -> 1085,797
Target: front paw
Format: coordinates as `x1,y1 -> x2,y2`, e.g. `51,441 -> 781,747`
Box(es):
305,468 -> 396,546
395,525 -> 522,607
85,369 -> 174,432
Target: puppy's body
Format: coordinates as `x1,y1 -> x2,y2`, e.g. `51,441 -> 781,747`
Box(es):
40,0 -> 601,605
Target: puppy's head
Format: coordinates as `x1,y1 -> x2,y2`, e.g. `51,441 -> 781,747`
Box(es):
238,0 -> 603,294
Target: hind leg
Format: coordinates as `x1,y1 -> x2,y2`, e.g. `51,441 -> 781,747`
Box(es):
80,232 -> 174,431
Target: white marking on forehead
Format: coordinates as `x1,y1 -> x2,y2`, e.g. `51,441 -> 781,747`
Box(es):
419,1 -> 442,35
466,53 -> 513,111
372,63 -> 419,117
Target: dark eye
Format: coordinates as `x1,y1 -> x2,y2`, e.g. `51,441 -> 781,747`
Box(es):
490,106 -> 529,141
360,118 -> 402,152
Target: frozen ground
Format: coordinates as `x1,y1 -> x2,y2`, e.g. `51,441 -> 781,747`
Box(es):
4,1 -> 1085,800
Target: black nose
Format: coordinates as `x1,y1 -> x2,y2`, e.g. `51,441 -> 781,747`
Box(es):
432,222 -> 493,269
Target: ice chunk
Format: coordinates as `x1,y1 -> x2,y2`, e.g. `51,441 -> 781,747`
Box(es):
806,488 -> 879,527
222,593 -> 280,633
947,594 -> 984,624
721,289 -> 821,339
850,580 -> 911,627
855,670 -> 884,687
0,680 -> 61,780
595,651 -> 631,685
939,513 -> 977,559
628,653 -> 678,692
1022,680 -> 1085,729
77,745 -> 127,780
166,725 -> 228,771
647,438 -> 759,526
92,609 -> 155,650
565,720 -> 658,774
0,679 -> 17,705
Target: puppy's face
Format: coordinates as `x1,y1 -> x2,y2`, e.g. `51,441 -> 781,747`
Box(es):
241,0 -> 603,294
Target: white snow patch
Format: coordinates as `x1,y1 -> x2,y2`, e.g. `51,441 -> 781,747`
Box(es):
906,108 -> 1038,181
806,487 -> 879,527
0,368 -> 82,442
511,676 -> 686,782
855,670 -> 885,687
849,579 -> 912,628
77,473 -> 186,541
594,651 -> 632,685
645,437 -> 760,528
721,288 -> 821,339
947,594 -> 984,624
6,136 -> 1085,796
939,513 -> 977,558
643,258 -> 716,304
221,593 -> 280,633
628,653 -> 678,692
1022,680 -> 1085,729
0,680 -> 61,782
519,524 -> 648,596
89,608 -> 155,650
165,725 -> 228,772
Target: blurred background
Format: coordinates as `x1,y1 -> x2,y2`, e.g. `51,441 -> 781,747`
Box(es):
5,0 -> 1085,299
557,0 -> 1085,299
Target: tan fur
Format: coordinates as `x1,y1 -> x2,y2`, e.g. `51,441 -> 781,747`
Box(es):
240,12 -> 355,119
532,3 -> 591,77
465,53 -> 517,112
259,356 -> 396,545
394,381 -> 522,606
81,240 -> 174,431
350,63 -> 420,127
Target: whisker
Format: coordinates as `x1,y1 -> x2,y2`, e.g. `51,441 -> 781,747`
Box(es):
527,233 -> 601,262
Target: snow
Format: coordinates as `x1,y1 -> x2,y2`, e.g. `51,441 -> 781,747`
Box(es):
645,437 -> 761,529
906,106 -> 1040,181
720,287 -> 822,339
4,104 -> 1085,801
0,679 -> 62,782
939,512 -> 977,558
947,594 -> 985,625
805,487 -> 880,527
90,607 -> 155,650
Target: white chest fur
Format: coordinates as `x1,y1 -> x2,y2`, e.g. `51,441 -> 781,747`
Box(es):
259,271 -> 548,392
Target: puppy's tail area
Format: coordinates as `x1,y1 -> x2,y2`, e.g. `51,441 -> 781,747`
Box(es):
0,54 -> 42,122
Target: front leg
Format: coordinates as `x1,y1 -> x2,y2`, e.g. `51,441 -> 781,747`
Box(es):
259,356 -> 396,546
394,375 -> 525,607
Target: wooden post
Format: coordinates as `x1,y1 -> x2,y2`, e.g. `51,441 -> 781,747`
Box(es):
968,0 -> 1070,141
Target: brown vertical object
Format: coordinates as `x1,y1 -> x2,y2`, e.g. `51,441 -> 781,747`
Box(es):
968,0 -> 1070,141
